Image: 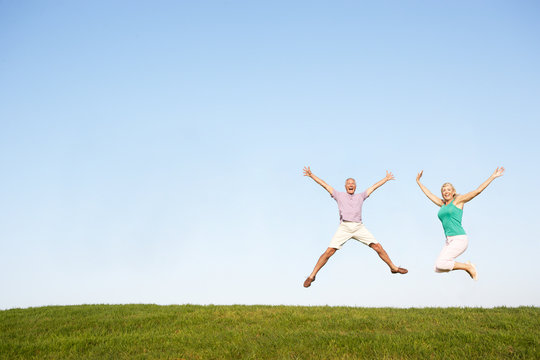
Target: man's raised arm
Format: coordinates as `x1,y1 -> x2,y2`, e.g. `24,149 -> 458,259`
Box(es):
366,171 -> 395,197
303,166 -> 334,195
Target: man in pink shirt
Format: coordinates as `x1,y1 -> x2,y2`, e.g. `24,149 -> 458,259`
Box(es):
303,166 -> 408,288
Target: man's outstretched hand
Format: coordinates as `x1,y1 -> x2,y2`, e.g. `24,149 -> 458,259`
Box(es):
303,166 -> 313,178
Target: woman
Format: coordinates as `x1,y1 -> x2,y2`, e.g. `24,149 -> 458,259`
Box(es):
416,167 -> 505,280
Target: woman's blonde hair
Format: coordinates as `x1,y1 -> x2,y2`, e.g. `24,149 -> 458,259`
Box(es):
441,182 -> 458,203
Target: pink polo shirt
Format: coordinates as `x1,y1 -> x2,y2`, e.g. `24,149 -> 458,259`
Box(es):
331,189 -> 369,223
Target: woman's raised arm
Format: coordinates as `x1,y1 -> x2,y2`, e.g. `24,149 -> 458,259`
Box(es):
416,170 -> 444,207
455,167 -> 505,205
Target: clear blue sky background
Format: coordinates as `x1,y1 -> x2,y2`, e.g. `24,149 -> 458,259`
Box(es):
1,1 -> 539,309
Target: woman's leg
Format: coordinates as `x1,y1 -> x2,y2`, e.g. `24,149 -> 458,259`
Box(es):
434,235 -> 472,276
453,261 -> 478,280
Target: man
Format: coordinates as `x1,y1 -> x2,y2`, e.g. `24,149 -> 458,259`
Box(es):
303,166 -> 407,288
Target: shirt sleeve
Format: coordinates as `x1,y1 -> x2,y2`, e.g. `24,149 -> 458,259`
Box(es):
331,188 -> 340,200
361,190 -> 369,200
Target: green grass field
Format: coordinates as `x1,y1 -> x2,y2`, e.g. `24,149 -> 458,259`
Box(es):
1,305 -> 538,359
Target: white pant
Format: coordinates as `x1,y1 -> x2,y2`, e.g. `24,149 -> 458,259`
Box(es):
434,235 -> 468,272
329,221 -> 378,250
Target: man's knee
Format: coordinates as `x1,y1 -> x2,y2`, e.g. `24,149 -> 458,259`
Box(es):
325,247 -> 337,257
369,243 -> 382,252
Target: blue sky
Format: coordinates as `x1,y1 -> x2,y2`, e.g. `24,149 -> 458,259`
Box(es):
1,1 -> 539,309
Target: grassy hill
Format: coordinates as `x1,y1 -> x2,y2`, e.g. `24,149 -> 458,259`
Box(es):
1,305 -> 538,359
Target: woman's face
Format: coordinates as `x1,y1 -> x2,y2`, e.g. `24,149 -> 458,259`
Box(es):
441,184 -> 455,202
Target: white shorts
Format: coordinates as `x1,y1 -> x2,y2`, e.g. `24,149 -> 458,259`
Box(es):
434,235 -> 468,272
329,221 -> 378,250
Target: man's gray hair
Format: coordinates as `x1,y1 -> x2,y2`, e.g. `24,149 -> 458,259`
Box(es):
345,178 -> 356,184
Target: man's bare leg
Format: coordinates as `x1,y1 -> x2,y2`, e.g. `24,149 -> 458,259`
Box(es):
369,243 -> 408,274
304,247 -> 337,287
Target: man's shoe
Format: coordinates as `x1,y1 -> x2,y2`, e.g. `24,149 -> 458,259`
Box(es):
391,267 -> 408,274
303,276 -> 315,288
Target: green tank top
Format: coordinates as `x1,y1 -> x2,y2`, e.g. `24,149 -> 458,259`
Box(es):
437,199 -> 466,237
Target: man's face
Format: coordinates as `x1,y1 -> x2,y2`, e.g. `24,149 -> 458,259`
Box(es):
345,179 -> 356,194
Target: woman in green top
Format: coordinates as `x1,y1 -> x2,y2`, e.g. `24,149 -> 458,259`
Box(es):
416,167 -> 505,280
